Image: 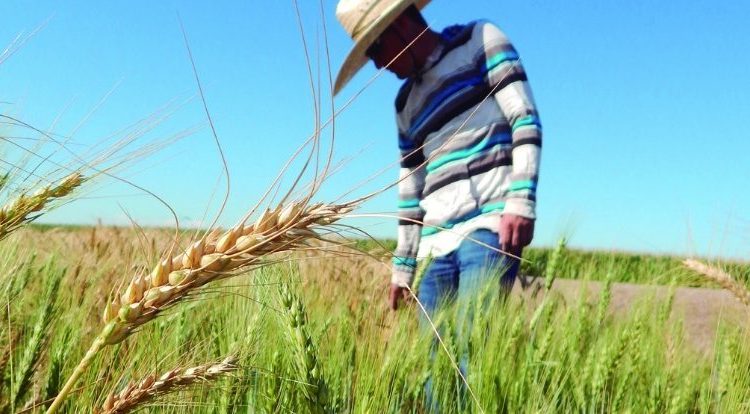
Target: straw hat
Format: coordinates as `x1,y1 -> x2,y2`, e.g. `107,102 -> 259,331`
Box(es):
334,0 -> 430,96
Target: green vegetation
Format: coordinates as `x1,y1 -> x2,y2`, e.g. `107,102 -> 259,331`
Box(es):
521,246 -> 750,288
0,229 -> 748,412
356,236 -> 750,289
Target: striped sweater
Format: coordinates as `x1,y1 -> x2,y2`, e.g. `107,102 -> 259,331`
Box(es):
392,20 -> 542,287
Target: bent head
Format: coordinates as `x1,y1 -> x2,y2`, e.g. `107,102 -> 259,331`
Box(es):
365,7 -> 427,79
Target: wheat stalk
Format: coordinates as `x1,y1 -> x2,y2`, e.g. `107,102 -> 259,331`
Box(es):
683,259 -> 750,306
0,172 -> 84,241
46,198 -> 356,413
98,356 -> 238,414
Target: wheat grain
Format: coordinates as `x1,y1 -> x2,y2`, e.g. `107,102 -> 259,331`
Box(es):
99,200 -> 356,346
98,356 -> 237,414
683,259 -> 750,306
0,172 -> 83,241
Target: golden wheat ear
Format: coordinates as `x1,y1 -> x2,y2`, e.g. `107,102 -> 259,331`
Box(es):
99,199 -> 358,346
0,172 -> 84,241
98,355 -> 238,414
683,259 -> 750,306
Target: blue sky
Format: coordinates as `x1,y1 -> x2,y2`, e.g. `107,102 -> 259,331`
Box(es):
1,0 -> 749,259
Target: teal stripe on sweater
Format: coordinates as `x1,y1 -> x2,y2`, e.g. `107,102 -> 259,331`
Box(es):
392,256 -> 418,267
481,202 -> 506,214
512,115 -> 541,131
397,199 -> 421,209
485,51 -> 519,72
509,180 -> 536,192
422,202 -> 506,237
426,133 -> 511,173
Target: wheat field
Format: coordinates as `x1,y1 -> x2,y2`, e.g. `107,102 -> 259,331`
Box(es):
0,223 -> 748,413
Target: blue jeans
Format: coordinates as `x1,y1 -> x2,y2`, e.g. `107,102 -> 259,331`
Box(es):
418,229 -> 519,320
417,228 -> 519,412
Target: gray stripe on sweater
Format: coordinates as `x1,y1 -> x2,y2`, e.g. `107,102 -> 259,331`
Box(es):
425,121 -> 512,162
398,208 -> 425,221
509,172 -> 538,182
423,145 -> 513,197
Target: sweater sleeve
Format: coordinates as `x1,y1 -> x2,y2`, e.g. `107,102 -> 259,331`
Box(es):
391,130 -> 426,287
480,22 -> 542,220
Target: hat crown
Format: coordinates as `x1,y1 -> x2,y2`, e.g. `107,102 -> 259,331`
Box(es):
333,0 -> 429,95
336,0 -> 400,40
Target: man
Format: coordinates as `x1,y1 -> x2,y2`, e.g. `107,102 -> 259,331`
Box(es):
334,0 -> 541,317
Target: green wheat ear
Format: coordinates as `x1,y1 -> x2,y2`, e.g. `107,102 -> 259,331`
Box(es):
0,172 -> 11,193
43,327 -> 72,410
595,269 -> 614,328
411,252 -> 433,294
263,350 -> 284,413
544,237 -> 567,291
11,260 -> 64,408
278,283 -> 329,414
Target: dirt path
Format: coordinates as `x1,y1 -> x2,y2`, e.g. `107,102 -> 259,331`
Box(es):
513,278 -> 749,355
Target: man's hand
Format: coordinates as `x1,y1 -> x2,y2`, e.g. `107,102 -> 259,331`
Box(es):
499,214 -> 535,256
388,283 -> 411,311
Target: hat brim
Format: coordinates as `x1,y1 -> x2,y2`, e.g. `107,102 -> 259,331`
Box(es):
334,0 -> 430,96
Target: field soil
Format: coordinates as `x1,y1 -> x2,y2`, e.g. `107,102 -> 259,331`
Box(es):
515,277 -> 749,354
